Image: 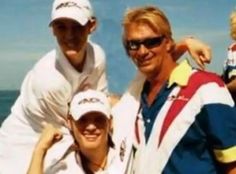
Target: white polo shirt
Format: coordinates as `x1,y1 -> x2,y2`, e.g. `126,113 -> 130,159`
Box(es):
44,143 -> 121,174
0,41 -> 108,174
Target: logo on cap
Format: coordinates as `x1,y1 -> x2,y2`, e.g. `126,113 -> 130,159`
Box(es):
78,97 -> 104,105
56,1 -> 90,11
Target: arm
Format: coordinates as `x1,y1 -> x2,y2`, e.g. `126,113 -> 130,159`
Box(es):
21,65 -> 72,132
27,124 -> 62,174
173,37 -> 211,69
200,85 -> 236,173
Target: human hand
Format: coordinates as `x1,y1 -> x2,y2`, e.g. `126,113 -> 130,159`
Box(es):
185,37 -> 211,70
35,123 -> 63,152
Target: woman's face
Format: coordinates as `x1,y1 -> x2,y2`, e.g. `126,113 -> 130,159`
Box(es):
71,112 -> 111,151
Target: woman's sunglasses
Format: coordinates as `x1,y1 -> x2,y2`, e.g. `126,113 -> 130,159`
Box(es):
125,35 -> 165,51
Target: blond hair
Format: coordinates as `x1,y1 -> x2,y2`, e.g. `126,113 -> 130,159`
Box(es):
122,5 -> 174,52
230,10 -> 236,40
123,6 -> 173,38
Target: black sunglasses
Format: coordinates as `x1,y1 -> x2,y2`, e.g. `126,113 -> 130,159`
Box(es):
125,36 -> 165,51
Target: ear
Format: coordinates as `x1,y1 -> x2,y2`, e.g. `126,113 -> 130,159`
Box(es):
66,115 -> 73,131
122,34 -> 131,56
108,116 -> 113,135
51,26 -> 56,36
88,17 -> 97,33
165,37 -> 175,53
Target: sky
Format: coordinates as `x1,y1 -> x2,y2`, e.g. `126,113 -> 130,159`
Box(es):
0,0 -> 235,93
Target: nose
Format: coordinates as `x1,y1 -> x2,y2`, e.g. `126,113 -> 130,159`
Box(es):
65,28 -> 75,40
137,44 -> 149,56
85,122 -> 97,131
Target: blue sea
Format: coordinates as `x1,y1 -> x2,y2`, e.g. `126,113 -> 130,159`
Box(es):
0,90 -> 19,125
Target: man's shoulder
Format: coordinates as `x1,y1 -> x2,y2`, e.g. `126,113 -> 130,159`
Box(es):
34,49 -> 57,69
87,41 -> 106,66
188,70 -> 224,87
33,50 -> 63,76
28,49 -> 70,92
88,40 -> 105,54
180,70 -> 234,108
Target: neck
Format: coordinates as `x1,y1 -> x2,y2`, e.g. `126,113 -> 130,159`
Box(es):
147,55 -> 177,82
81,145 -> 109,171
145,56 -> 177,105
64,44 -> 87,73
72,48 -> 87,73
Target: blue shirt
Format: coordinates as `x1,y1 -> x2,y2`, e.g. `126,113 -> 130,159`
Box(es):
136,60 -> 236,174
141,81 -> 175,142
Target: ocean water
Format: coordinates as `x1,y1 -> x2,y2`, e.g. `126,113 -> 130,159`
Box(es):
0,90 -> 19,125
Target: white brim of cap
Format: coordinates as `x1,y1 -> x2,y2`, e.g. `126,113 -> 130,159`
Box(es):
71,104 -> 110,120
50,8 -> 89,26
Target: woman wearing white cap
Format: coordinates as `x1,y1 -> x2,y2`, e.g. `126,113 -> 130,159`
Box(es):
27,90 -> 128,174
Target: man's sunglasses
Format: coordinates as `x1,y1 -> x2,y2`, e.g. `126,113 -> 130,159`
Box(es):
125,36 -> 165,51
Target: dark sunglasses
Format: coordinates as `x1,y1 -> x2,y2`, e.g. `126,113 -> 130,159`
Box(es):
125,36 -> 165,51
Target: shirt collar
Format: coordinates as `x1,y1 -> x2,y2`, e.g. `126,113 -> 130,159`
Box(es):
56,42 -> 94,85
168,59 -> 192,88
74,147 -> 116,173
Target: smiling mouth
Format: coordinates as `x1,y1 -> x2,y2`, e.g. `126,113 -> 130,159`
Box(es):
84,134 -> 99,141
138,57 -> 152,66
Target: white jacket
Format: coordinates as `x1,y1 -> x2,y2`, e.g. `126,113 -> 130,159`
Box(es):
0,41 -> 108,174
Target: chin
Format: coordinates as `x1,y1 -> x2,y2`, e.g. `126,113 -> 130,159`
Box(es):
65,49 -> 78,54
83,137 -> 101,146
84,143 -> 101,150
139,66 -> 155,75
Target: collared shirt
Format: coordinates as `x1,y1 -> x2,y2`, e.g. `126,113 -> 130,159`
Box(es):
22,41 -> 108,129
56,41 -> 107,94
0,41 -> 108,174
141,60 -> 192,142
134,60 -> 236,174
141,82 -> 174,142
44,143 -> 122,174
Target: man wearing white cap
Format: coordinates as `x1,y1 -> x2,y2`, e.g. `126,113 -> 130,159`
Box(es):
0,0 -> 108,173
27,90 -> 129,174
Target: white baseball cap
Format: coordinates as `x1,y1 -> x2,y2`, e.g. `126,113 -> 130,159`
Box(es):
69,90 -> 111,120
50,0 -> 94,26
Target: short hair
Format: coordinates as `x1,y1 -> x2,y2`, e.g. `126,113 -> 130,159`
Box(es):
230,10 -> 236,40
122,5 -> 173,39
122,5 -> 174,53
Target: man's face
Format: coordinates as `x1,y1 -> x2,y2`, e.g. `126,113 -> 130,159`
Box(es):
52,18 -> 90,62
71,112 -> 110,151
124,22 -> 168,77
